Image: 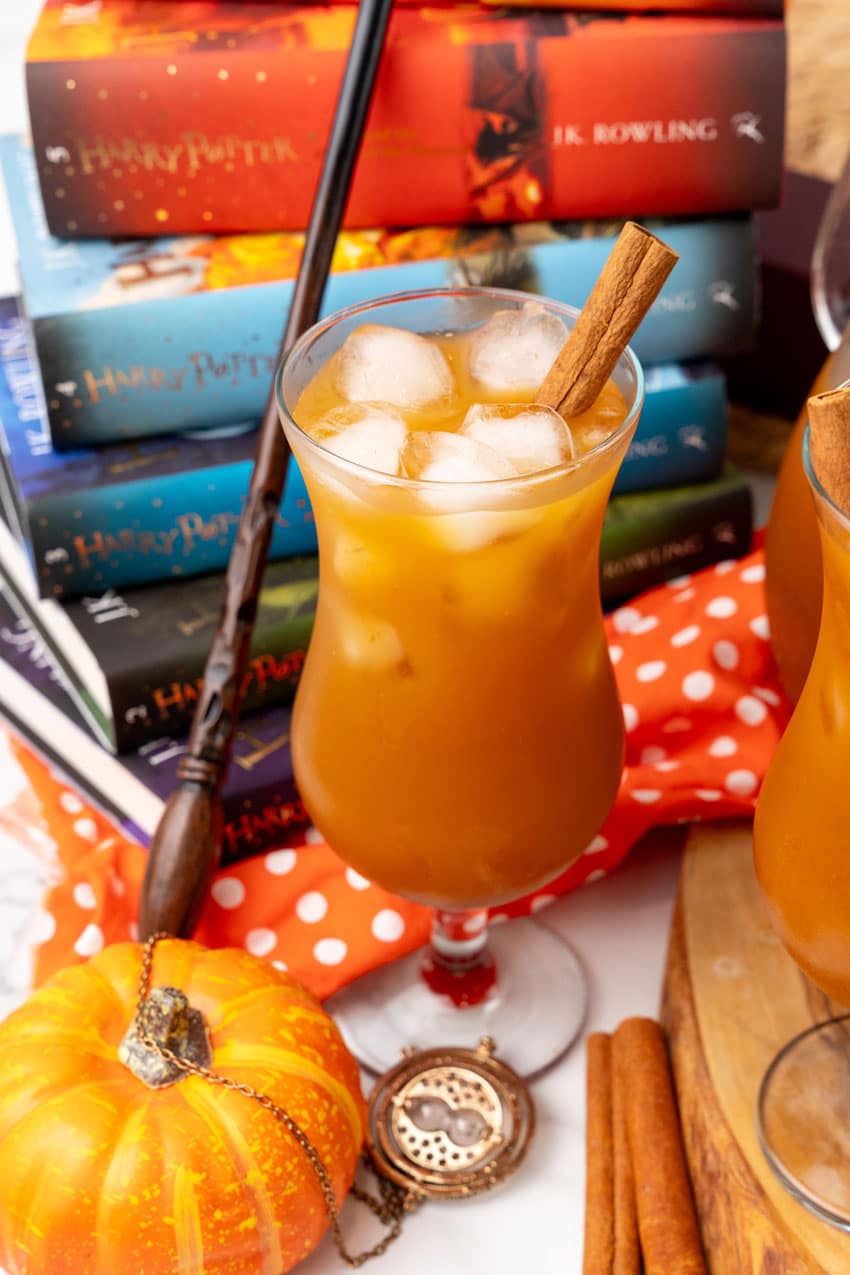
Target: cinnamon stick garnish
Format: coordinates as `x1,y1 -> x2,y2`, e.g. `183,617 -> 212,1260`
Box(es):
808,385 -> 850,515
538,222 -> 678,418
611,1039 -> 640,1275
583,1033 -> 615,1273
614,1018 -> 706,1275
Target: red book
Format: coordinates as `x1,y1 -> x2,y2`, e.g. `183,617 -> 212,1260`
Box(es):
26,2 -> 786,238
316,0 -> 787,10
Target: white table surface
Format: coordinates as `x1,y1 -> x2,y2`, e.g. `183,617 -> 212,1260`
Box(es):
0,6 -> 718,1271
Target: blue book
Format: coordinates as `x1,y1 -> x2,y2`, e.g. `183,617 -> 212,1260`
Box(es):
0,296 -> 316,597
0,296 -> 726,598
0,134 -> 757,448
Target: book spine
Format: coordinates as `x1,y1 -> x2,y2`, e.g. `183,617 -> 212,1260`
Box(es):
26,11 -> 785,238
600,478 -> 753,605
613,364 -> 727,495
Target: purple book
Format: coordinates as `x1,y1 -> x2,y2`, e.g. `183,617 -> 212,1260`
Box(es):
0,582 -> 306,862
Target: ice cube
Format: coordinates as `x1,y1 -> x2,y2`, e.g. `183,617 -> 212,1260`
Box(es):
333,324 -> 454,409
460,403 -> 574,474
401,431 -> 518,486
468,303 -> 568,393
313,403 -> 408,475
338,607 -> 407,672
332,529 -> 392,593
402,432 -> 532,552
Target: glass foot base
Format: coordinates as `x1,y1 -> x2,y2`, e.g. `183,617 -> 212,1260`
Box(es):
326,917 -> 588,1078
757,1014 -> 850,1230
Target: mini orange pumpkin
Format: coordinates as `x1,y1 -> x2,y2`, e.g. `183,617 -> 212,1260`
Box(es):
0,939 -> 366,1275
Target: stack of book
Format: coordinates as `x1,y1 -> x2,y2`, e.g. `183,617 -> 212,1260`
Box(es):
0,0 -> 784,855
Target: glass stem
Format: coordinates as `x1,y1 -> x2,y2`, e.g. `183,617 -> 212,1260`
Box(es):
420,908 -> 497,1008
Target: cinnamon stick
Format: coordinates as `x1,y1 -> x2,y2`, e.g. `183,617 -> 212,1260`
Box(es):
808,385 -> 850,515
611,1038 -> 640,1275
614,1017 -> 706,1275
583,1032 -> 615,1274
537,222 -> 678,417
583,1031 -> 641,1275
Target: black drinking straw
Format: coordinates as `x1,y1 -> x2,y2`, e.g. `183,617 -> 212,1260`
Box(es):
139,0 -> 395,940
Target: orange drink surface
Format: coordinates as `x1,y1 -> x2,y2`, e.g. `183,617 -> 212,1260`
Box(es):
277,291 -> 642,910
755,436 -> 850,1004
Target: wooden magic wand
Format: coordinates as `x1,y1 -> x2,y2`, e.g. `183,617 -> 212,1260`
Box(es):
139,0 -> 394,940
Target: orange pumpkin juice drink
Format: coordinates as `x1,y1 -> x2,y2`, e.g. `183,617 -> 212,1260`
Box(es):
756,391 -> 850,1004
277,290 -> 643,909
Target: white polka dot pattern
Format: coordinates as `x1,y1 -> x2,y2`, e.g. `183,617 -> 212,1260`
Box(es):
750,615 -> 770,640
314,938 -> 348,966
706,596 -> 737,619
712,640 -> 739,671
637,660 -> 666,683
72,883 -> 97,911
265,849 -> 297,875
296,892 -> 328,924
725,769 -> 758,796
345,868 -> 371,891
682,671 -> 715,702
211,878 -> 246,909
245,928 -> 277,957
74,924 -> 104,958
671,625 -> 700,647
736,696 -> 768,727
371,909 -> 406,942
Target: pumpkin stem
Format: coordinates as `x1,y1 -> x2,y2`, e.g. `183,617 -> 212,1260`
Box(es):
118,986 -> 212,1089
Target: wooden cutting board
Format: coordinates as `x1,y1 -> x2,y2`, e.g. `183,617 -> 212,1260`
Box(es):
662,821 -> 849,1273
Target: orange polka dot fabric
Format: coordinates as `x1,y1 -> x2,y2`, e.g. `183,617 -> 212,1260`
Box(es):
1,545 -> 788,1002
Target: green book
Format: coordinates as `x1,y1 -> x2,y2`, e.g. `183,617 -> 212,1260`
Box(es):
601,467 -> 753,607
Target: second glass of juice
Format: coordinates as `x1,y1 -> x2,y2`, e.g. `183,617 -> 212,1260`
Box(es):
278,288 -> 643,1074
755,426 -> 850,1227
